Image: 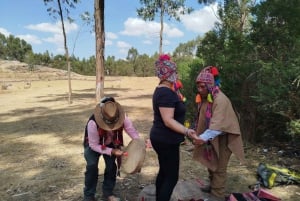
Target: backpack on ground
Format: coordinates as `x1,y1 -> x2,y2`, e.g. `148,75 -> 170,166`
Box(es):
257,163 -> 300,188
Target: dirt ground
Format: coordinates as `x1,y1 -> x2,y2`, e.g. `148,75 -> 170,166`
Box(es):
0,60 -> 299,201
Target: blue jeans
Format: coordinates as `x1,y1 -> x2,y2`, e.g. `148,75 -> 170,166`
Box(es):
83,146 -> 117,199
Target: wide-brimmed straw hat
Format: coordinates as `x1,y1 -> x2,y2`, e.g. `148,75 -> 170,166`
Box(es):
94,100 -> 125,131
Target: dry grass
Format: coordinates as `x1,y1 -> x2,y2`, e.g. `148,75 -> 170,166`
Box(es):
0,60 -> 299,201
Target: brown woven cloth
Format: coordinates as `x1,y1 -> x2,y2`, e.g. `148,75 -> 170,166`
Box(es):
193,91 -> 245,171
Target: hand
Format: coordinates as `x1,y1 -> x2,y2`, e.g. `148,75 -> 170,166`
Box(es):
193,138 -> 205,145
189,133 -> 205,145
184,129 -> 195,142
112,148 -> 124,156
186,128 -> 196,137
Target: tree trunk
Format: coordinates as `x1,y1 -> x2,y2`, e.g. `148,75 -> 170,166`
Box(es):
159,0 -> 164,54
94,0 -> 105,102
240,72 -> 258,143
57,0 -> 72,104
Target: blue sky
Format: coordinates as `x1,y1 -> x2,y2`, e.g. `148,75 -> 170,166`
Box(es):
0,0 -> 219,60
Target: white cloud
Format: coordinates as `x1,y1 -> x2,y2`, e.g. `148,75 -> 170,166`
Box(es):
55,47 -> 65,54
44,33 -> 64,45
106,40 -> 113,46
163,39 -> 170,46
0,27 -> 10,37
117,41 -> 131,49
120,18 -> 183,39
23,21 -> 79,55
25,21 -> 78,34
117,41 -> 131,56
143,40 -> 152,45
17,34 -> 42,44
0,27 -> 42,46
106,32 -> 118,40
26,22 -> 60,33
180,3 -> 220,34
120,18 -> 147,36
164,24 -> 184,38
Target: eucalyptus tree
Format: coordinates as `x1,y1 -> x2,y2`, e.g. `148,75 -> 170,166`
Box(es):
135,54 -> 154,77
44,0 -> 80,104
127,47 -> 139,74
137,0 -> 193,54
5,35 -> 32,62
94,0 -> 105,101
173,36 -> 202,58
105,55 -> 116,76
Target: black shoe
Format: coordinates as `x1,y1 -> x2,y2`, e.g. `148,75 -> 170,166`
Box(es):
200,185 -> 211,193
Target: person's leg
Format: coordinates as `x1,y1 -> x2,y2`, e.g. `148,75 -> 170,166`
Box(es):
210,135 -> 232,198
102,153 -> 117,198
150,139 -> 164,199
84,146 -> 100,200
151,139 -> 180,201
200,169 -> 213,193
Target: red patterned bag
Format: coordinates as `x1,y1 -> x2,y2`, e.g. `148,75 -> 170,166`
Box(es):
228,188 -> 281,201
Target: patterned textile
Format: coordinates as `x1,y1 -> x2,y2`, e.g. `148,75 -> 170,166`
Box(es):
193,91 -> 245,171
155,54 -> 177,83
196,66 -> 220,87
196,72 -> 215,89
196,66 -> 220,128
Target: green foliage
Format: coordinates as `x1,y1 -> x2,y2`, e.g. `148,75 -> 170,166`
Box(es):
137,0 -> 193,21
194,0 -> 300,143
127,47 -> 139,74
135,54 -> 156,77
137,0 -> 193,53
247,0 -> 300,141
196,30 -> 226,67
1,34 -> 33,61
176,58 -> 204,123
198,0 -> 216,4
288,120 -> 300,140
44,0 -> 79,22
174,36 -> 202,57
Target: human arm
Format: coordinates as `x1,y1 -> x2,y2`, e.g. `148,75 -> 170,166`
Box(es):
123,114 -> 140,139
159,107 -> 195,136
87,120 -> 113,155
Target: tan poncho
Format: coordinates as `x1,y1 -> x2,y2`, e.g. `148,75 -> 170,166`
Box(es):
193,91 -> 245,171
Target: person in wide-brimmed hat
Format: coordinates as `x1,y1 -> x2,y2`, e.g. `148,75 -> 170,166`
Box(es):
94,99 -> 125,131
83,97 -> 140,201
150,54 -> 196,201
189,66 -> 245,200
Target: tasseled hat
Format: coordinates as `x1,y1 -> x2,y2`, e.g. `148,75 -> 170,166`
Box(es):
196,66 -> 220,90
195,66 -> 220,104
155,54 -> 177,83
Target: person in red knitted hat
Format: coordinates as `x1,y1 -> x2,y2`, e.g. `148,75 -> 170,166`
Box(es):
189,66 -> 245,200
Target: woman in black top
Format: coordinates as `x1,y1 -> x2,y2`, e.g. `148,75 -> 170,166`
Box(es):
150,54 -> 196,201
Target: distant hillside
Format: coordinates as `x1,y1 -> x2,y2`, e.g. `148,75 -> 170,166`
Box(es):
0,59 -> 88,82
